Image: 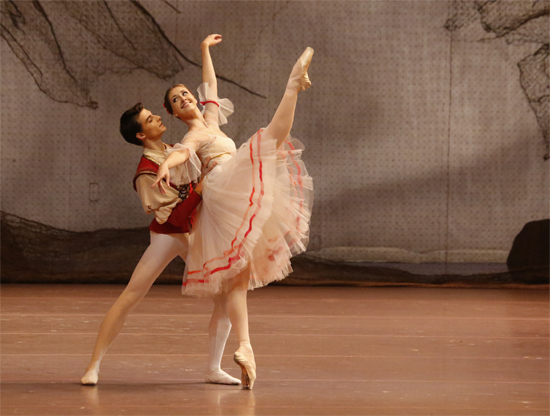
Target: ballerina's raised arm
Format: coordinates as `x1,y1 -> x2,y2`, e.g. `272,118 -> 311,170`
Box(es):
151,34 -> 224,194
200,34 -> 224,127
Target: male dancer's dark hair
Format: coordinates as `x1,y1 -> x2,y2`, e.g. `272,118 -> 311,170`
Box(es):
120,102 -> 144,146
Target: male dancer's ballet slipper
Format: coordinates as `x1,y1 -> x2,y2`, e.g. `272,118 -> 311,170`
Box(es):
233,347 -> 256,390
286,47 -> 314,93
205,369 -> 241,385
81,370 -> 99,386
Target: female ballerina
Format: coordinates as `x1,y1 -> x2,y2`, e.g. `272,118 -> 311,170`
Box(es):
152,34 -> 314,389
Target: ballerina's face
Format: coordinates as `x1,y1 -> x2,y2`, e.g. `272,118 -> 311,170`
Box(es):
169,85 -> 198,118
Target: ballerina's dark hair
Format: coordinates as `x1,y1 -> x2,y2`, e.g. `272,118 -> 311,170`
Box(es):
120,102 -> 144,146
163,84 -> 188,115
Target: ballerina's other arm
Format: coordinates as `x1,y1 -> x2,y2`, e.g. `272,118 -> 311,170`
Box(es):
152,144 -> 216,195
151,149 -> 190,194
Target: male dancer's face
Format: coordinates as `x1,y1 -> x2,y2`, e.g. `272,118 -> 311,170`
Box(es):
136,109 -> 166,142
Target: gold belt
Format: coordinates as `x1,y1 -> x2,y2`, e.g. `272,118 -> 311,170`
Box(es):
210,153 -> 230,160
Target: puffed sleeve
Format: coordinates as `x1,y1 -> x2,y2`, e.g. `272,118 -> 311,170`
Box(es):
197,82 -> 234,126
135,174 -> 180,224
165,139 -> 202,186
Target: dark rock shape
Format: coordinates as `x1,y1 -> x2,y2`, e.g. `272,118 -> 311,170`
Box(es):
445,0 -> 550,159
1,0 -> 184,108
1,1 -> 98,108
518,44 -> 550,159
2,211 -> 547,287
476,0 -> 549,38
507,219 -> 550,276
0,1 -> 264,109
445,0 -> 550,41
288,257 -> 549,287
1,211 -> 183,283
444,0 -> 480,32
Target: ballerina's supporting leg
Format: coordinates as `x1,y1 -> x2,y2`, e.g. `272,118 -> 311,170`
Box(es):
224,269 -> 256,389
205,294 -> 240,384
266,47 -> 314,149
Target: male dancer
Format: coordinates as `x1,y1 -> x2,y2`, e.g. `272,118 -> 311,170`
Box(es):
81,103 -> 239,386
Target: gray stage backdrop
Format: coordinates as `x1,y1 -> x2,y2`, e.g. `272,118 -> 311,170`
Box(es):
1,1 -> 549,267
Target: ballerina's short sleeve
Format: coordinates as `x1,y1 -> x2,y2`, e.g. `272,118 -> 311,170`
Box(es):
165,140 -> 202,186
197,83 -> 234,126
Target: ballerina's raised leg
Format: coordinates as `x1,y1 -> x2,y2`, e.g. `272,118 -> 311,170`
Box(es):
230,47 -> 314,390
267,47 -> 314,148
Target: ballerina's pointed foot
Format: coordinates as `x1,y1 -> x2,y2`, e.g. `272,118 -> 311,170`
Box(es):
287,47 -> 314,93
81,369 -> 99,386
205,369 -> 241,385
233,345 -> 256,390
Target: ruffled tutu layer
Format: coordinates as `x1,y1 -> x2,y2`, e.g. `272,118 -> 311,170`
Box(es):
182,128 -> 313,297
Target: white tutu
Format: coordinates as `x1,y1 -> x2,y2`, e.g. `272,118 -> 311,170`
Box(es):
167,85 -> 313,297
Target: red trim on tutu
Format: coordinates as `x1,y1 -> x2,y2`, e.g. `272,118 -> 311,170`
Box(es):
185,130 -> 265,283
183,132 -> 308,291
272,139 -> 306,250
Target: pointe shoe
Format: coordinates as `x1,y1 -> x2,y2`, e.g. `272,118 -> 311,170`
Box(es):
81,370 -> 99,386
205,369 -> 241,385
233,347 -> 256,390
286,47 -> 314,93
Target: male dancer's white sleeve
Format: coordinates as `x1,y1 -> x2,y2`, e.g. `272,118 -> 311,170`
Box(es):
135,174 -> 181,224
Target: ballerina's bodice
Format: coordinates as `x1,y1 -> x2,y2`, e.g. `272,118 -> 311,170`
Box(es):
181,129 -> 237,170
196,133 -> 236,161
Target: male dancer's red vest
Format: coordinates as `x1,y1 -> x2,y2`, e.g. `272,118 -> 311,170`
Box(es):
133,154 -> 201,234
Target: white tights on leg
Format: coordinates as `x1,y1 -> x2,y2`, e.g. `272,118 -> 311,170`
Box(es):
81,233 -> 183,385
205,295 -> 240,384
81,233 -> 236,386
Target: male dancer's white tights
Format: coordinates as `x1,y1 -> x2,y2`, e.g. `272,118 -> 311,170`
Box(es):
81,232 -> 239,385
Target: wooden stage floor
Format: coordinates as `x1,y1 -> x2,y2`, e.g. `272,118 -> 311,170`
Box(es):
1,284 -> 549,415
